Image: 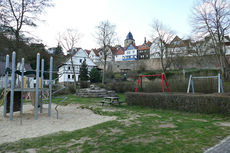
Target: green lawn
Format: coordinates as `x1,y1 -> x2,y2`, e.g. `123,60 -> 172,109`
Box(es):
1,94 -> 230,153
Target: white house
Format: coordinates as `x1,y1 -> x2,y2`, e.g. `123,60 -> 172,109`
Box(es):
114,47 -> 124,61
58,49 -> 96,84
89,49 -> 100,63
123,44 -> 138,61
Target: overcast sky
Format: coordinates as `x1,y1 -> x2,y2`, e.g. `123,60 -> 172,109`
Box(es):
29,0 -> 195,50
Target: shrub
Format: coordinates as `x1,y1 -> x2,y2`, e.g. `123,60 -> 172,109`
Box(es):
79,59 -> 89,81
97,83 -> 104,88
80,81 -> 90,89
53,84 -> 76,96
104,82 -> 135,93
126,92 -> 230,114
89,68 -> 101,83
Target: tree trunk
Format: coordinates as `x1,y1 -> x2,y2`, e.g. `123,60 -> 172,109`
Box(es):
15,30 -> 20,62
102,59 -> 106,85
70,56 -> 78,92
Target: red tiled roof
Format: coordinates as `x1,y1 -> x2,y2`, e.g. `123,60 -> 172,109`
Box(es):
138,44 -> 150,50
113,47 -> 124,55
92,49 -> 99,56
85,50 -> 91,55
146,41 -> 152,46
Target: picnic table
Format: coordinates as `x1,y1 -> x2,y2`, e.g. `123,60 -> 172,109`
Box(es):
101,96 -> 122,106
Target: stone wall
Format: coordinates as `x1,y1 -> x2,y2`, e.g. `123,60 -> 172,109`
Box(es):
96,55 -> 220,72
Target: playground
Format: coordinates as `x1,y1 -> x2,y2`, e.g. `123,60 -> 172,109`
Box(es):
1,94 -> 230,153
0,103 -> 115,145
1,53 -> 230,152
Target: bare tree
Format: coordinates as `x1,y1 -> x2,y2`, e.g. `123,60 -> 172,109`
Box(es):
0,0 -> 53,58
191,0 -> 230,79
95,20 -> 116,85
59,29 -> 80,91
150,19 -> 175,74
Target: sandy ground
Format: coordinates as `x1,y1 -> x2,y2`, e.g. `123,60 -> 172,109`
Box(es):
0,104 -> 116,145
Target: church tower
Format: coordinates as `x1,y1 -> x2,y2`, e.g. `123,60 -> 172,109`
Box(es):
124,32 -> 135,48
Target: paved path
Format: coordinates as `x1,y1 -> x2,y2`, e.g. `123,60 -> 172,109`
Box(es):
204,136 -> 230,153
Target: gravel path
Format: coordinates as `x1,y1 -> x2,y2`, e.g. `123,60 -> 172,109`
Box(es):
0,104 -> 116,145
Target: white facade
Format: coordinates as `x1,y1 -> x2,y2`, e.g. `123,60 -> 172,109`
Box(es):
123,44 -> 137,61
47,47 -> 56,54
89,50 -> 100,62
150,40 -> 162,59
115,54 -> 123,61
58,49 -> 96,83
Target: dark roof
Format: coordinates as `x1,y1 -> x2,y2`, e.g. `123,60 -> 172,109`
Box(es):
125,32 -> 134,40
0,62 -> 33,76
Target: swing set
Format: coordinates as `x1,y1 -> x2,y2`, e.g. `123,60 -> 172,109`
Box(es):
135,73 -> 170,93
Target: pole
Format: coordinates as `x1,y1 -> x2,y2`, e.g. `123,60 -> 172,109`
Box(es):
20,58 -> 24,125
187,75 -> 192,93
48,57 -> 53,117
161,74 -> 165,93
218,73 -> 221,93
35,53 -> 40,120
10,52 -> 16,120
3,55 -> 9,117
140,76 -> 143,92
135,76 -> 140,92
163,73 -> 170,92
40,59 -> 44,113
191,77 -> 194,94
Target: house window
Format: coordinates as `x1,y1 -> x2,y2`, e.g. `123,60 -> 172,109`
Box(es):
133,51 -> 135,53
68,66 -> 71,70
80,59 -> 82,63
68,75 -> 71,79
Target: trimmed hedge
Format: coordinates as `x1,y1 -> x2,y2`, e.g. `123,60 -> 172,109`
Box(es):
126,92 -> 230,114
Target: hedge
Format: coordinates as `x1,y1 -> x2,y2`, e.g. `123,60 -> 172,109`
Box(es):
126,92 -> 230,114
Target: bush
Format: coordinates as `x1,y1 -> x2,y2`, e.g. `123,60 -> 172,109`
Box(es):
89,68 -> 101,83
53,84 -> 76,96
104,82 -> 135,93
138,77 -> 219,93
126,92 -> 230,114
79,59 -> 89,81
80,81 -> 90,89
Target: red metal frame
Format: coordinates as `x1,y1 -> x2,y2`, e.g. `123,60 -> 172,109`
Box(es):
135,73 -> 170,93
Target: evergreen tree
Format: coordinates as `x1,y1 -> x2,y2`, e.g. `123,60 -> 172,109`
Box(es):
89,68 -> 101,83
79,59 -> 89,81
55,43 -> 64,55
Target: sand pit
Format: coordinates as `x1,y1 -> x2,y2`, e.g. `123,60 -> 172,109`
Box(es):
0,104 -> 116,145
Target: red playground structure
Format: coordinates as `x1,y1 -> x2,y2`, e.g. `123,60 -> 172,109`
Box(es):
135,73 -> 170,93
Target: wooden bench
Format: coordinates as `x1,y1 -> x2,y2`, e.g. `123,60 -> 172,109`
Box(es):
100,97 -> 122,106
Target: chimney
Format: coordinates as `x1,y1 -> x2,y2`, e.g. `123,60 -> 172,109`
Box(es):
144,37 -> 146,44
